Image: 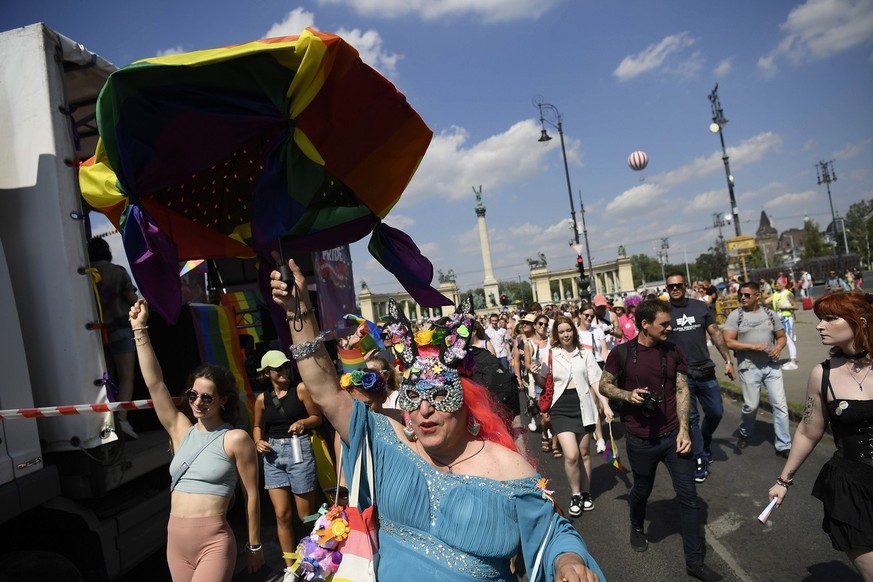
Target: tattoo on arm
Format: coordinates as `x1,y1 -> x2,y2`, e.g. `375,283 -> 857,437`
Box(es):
708,325 -> 731,362
599,370 -> 630,402
802,396 -> 817,425
675,372 -> 690,432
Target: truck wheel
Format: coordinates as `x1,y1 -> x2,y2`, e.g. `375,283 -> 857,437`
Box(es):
0,550 -> 83,582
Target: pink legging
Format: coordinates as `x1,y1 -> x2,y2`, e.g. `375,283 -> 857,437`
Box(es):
167,514 -> 236,582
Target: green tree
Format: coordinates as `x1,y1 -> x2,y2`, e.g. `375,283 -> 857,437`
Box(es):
844,199 -> 873,267
629,254 -> 664,287
800,219 -> 829,259
694,244 -> 728,280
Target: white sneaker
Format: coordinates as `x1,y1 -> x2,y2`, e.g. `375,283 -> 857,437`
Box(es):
119,420 -> 138,439
782,362 -> 798,370
595,439 -> 606,453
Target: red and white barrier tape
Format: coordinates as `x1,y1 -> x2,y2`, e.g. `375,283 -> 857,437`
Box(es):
0,397 -> 182,420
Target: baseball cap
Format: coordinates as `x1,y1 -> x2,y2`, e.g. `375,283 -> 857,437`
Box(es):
613,299 -> 625,309
592,294 -> 608,307
258,350 -> 291,372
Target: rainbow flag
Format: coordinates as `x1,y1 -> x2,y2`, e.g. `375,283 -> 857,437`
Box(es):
602,422 -> 626,472
221,289 -> 264,346
190,303 -> 254,431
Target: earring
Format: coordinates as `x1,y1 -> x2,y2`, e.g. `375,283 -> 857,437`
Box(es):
467,416 -> 481,437
403,421 -> 417,441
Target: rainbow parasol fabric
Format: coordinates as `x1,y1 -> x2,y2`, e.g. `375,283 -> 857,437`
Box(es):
81,28 -> 449,323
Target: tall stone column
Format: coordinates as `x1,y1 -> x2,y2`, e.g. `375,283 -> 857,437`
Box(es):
474,186 -> 499,309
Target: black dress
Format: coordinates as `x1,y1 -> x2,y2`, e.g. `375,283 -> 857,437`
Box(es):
811,361 -> 873,551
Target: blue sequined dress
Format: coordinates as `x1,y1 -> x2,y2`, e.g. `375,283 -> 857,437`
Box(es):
343,401 -> 605,581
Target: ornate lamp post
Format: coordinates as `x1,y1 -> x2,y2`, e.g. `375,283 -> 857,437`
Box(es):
534,95 -> 591,299
816,160 -> 843,269
708,83 -> 741,237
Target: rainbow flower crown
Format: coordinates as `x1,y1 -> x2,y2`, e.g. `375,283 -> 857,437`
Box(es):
339,369 -> 386,393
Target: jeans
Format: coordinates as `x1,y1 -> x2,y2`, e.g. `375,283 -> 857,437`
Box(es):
688,374 -> 723,459
625,431 -> 705,566
737,363 -> 792,452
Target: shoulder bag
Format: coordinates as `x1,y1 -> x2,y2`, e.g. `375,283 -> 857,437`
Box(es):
538,350 -> 555,413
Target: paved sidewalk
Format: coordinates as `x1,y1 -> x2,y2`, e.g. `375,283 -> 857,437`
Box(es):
709,300 -> 830,414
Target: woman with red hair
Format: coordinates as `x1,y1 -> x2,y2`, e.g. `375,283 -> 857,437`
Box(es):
271,257 -> 604,582
768,291 -> 873,579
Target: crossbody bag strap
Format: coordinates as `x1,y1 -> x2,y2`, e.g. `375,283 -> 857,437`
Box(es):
348,428 -> 374,509
529,517 -> 555,582
170,428 -> 228,491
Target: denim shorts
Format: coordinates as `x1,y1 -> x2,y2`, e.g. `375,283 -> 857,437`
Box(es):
263,436 -> 317,493
108,328 -> 135,355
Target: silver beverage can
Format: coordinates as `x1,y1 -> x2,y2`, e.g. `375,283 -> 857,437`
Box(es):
289,434 -> 304,464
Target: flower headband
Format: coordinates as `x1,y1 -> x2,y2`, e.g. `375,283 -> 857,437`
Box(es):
339,369 -> 386,393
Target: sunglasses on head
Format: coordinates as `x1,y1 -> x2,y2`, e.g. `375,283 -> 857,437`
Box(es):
666,283 -> 685,290
186,389 -> 214,405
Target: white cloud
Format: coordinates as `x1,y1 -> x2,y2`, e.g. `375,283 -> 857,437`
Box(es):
156,46 -> 185,57
758,0 -> 873,75
264,7 -> 316,38
713,57 -> 733,77
604,182 -> 666,213
833,138 -> 873,160
263,8 -> 400,76
317,0 -> 561,23
685,189 -> 726,213
764,190 -> 819,208
396,119 -> 573,206
613,32 -> 697,81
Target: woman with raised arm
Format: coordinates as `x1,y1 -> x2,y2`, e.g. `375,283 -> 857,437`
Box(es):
270,258 -> 603,582
129,299 -> 263,582
767,291 -> 873,580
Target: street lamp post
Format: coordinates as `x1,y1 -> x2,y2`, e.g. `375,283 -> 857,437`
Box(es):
816,160 -> 842,270
578,191 -> 596,295
534,95 -> 591,300
708,83 -> 741,237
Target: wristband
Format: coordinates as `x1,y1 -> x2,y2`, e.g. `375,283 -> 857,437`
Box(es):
775,476 -> 793,488
246,544 -> 262,552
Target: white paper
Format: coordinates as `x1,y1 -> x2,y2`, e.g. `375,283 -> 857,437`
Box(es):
757,497 -> 778,524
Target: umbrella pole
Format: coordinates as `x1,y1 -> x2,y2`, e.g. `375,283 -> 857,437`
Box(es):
277,240 -> 293,284
277,240 -> 305,331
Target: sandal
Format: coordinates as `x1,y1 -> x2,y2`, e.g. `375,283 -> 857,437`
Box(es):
541,437 -> 551,453
552,448 -> 563,458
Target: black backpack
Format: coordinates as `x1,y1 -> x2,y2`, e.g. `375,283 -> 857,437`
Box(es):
470,346 -> 521,418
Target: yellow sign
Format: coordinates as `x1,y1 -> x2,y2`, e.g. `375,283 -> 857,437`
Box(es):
726,236 -> 757,256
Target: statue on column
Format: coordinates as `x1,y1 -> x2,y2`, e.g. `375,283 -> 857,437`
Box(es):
489,292 -> 497,307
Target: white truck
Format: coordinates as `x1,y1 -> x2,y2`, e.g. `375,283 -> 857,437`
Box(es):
0,23 -> 173,580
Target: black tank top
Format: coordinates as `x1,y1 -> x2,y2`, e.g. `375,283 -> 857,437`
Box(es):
264,386 -> 308,438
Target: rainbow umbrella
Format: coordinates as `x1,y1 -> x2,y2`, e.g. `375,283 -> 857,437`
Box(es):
81,28 -> 449,323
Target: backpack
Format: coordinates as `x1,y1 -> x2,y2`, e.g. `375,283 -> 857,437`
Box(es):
470,346 -> 521,418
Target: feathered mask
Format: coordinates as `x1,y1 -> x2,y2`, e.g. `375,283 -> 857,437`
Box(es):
383,296 -> 475,413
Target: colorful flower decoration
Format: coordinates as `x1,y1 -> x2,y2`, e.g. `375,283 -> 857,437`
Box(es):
289,503 -> 349,581
339,370 -> 386,393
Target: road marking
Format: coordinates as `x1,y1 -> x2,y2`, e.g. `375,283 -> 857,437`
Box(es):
705,512 -> 754,582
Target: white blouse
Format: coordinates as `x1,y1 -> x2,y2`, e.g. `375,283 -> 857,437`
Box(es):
539,347 -> 602,426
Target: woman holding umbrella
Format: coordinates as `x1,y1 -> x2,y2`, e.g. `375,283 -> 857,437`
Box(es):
270,258 -> 603,582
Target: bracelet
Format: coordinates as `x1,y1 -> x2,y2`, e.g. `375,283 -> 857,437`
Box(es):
246,543 -> 262,552
135,337 -> 150,347
775,476 -> 793,488
131,326 -> 149,331
286,309 -> 313,322
290,331 -> 327,360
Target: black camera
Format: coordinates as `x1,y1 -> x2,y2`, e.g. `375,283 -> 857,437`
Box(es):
640,392 -> 664,417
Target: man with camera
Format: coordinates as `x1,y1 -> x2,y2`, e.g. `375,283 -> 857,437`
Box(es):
600,299 -> 720,582
665,272 -> 735,483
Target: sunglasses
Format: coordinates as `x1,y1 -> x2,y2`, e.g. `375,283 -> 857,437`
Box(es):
185,389 -> 214,405
582,313 -> 594,319
666,283 -> 685,290
739,292 -> 755,298
536,322 -> 548,327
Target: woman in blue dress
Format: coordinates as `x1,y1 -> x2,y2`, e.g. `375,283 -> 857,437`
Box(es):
270,257 -> 604,582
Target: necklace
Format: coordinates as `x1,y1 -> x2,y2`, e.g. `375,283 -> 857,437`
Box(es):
426,440 -> 486,474
845,359 -> 871,392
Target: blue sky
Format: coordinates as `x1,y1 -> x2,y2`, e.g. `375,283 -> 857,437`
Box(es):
5,0 -> 873,295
